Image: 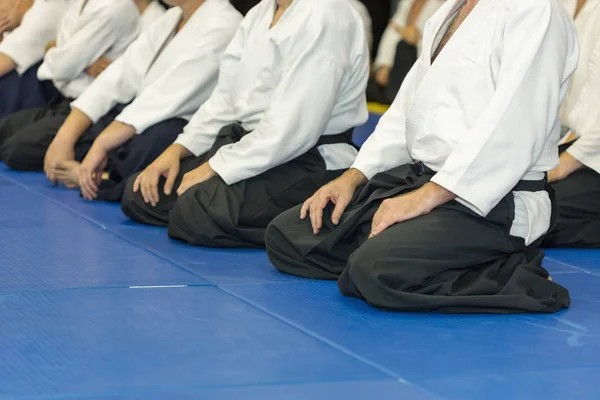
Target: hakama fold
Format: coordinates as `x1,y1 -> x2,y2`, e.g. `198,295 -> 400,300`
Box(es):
266,163 -> 570,314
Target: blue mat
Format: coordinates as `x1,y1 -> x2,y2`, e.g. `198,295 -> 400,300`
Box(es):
1,159 -> 600,399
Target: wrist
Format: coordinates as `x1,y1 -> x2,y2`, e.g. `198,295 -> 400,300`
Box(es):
345,168 -> 368,189
418,182 -> 456,212
54,130 -> 79,147
172,144 -> 193,160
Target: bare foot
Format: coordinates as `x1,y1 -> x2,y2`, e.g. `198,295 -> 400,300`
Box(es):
54,160 -> 81,189
548,276 -> 553,281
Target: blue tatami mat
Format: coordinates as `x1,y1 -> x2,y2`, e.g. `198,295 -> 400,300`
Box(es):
1,163 -> 600,400
0,287 -> 389,398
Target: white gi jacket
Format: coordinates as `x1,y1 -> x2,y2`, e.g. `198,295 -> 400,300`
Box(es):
37,0 -> 143,99
71,0 -> 241,133
175,0 -> 369,186
0,0 -> 73,75
559,0 -> 600,174
353,0 -> 579,244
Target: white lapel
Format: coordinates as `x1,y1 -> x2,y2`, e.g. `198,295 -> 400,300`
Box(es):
406,0 -> 503,148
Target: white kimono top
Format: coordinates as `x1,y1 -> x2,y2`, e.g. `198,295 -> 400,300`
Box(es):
140,1 -> 166,31
0,0 -> 73,75
559,0 -> 600,174
349,0 -> 373,51
175,0 -> 369,186
374,0 -> 445,69
353,0 -> 579,244
37,0 -> 145,99
71,0 -> 241,134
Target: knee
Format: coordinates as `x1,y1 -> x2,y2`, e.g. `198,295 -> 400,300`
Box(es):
167,188 -> 209,244
1,135 -> 30,170
265,207 -> 313,274
120,174 -> 144,220
265,213 -> 290,263
340,240 -> 388,299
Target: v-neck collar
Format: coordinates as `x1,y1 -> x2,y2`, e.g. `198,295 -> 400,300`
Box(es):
423,0 -> 499,68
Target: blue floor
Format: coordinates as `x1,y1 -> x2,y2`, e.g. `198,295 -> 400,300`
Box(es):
1,153 -> 600,399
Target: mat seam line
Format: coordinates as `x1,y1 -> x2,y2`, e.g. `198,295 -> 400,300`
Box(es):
217,286 -> 446,400
0,176 -> 443,398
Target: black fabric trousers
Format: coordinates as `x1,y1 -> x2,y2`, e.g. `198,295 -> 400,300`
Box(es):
73,109 -> 187,202
265,163 -> 571,314
543,166 -> 600,248
121,123 -> 345,248
0,97 -> 72,164
367,41 -> 417,105
0,100 -> 186,202
0,62 -> 60,118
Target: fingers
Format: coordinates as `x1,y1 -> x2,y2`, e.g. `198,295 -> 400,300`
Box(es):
164,166 -> 178,196
300,197 -> 313,220
44,164 -> 57,185
79,166 -> 98,200
369,200 -> 396,238
133,172 -> 143,193
369,208 -> 388,239
176,175 -> 189,196
309,195 -> 330,235
331,193 -> 351,225
140,171 -> 154,205
141,169 -> 160,206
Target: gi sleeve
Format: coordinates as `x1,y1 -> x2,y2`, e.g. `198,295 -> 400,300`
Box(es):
430,2 -> 577,216
0,2 -> 66,74
38,7 -> 138,82
350,64 -> 419,179
173,22 -> 245,156
208,50 -> 345,185
116,27 -> 232,133
70,31 -> 151,123
565,39 -> 600,174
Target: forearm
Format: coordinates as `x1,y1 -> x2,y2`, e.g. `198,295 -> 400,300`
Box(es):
172,143 -> 193,160
344,168 -> 369,190
54,108 -> 93,144
0,52 -> 15,77
93,121 -> 137,152
414,182 -> 457,212
549,151 -> 584,182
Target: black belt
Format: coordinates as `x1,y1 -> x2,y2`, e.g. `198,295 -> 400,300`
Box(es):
315,128 -> 355,147
414,162 -> 547,193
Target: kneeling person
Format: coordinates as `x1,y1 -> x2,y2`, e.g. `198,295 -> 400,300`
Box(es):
121,0 -> 369,248
266,0 -> 578,313
42,0 -> 242,201
542,0 -> 600,248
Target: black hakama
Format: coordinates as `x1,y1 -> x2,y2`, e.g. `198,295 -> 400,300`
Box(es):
542,141 -> 600,248
0,62 -> 60,118
265,163 -> 571,314
0,101 -> 186,202
0,97 -> 72,162
121,123 -> 350,248
76,116 -> 187,202
543,168 -> 600,248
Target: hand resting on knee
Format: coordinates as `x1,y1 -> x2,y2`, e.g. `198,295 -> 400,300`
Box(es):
134,144 -> 191,207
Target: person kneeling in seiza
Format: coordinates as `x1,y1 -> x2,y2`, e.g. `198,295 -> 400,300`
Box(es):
40,0 -> 242,202
265,0 -> 579,314
120,0 -> 369,248
0,0 -> 161,157
542,0 -> 600,248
